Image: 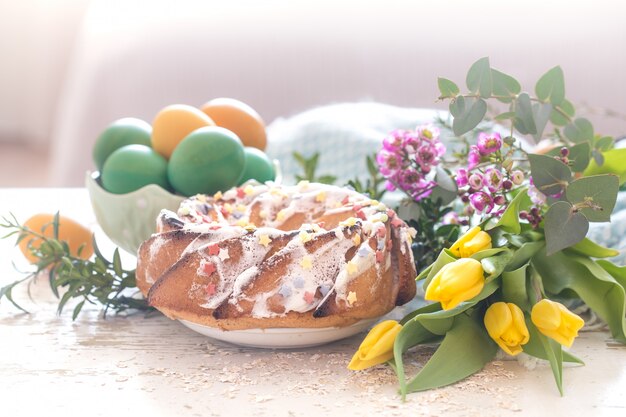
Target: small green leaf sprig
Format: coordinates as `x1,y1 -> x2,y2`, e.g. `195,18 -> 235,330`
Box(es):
0,213 -> 152,319
437,57 -> 625,254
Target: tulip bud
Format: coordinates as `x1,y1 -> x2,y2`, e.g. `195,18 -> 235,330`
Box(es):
425,258 -> 485,310
449,226 -> 492,258
348,320 -> 402,370
531,299 -> 585,347
484,302 -> 530,356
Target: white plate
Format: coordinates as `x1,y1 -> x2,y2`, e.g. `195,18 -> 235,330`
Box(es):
178,318 -> 378,349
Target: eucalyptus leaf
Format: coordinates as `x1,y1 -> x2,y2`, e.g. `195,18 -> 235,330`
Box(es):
532,102 -> 553,142
466,57 -> 492,98
403,313 -> 497,394
564,118 -> 594,144
550,99 -> 575,126
568,142 -> 591,172
595,136 -> 614,152
528,154 -> 572,196
544,201 -> 589,255
514,93 -> 537,135
450,96 -> 487,136
535,66 -> 565,106
430,166 -> 458,205
494,111 -> 516,121
565,175 -> 619,222
584,148 -> 626,185
438,77 -> 460,98
491,68 -> 520,102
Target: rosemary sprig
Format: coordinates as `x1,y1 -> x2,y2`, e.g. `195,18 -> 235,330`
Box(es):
0,213 -> 152,319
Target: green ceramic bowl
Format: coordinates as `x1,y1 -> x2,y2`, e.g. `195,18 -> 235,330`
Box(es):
85,171 -> 185,255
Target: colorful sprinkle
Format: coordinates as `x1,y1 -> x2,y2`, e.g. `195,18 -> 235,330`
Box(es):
244,185 -> 255,195
207,244 -> 220,256
223,203 -> 233,213
375,250 -> 384,263
377,239 -> 385,250
180,206 -> 191,216
341,196 -> 350,205
347,260 -> 358,275
276,209 -> 287,222
352,234 -> 361,246
218,248 -> 230,261
387,239 -> 393,249
244,223 -> 257,232
293,276 -> 305,288
303,291 -> 315,304
386,208 -> 396,218
195,194 -> 207,203
300,256 -> 313,270
299,230 -> 312,243
391,217 -> 404,228
206,283 -> 216,296
258,234 -> 272,247
236,188 -> 245,198
347,291 -> 357,306
319,285 -> 331,297
357,246 -> 371,258
298,180 -> 310,189
377,226 -> 387,238
236,218 -> 249,227
213,191 -> 223,200
278,285 -> 292,298
259,209 -> 268,219
353,204 -> 362,212
379,213 -> 389,222
315,191 -> 326,202
355,210 -> 367,221
340,217 -> 358,227
203,262 -> 217,276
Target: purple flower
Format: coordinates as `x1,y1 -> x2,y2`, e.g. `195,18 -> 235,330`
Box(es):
468,145 -> 481,170
416,144 -> 436,167
397,168 -> 423,190
468,173 -> 484,190
376,149 -> 402,177
470,191 -> 494,214
511,170 -> 525,185
455,168 -> 469,188
477,132 -> 502,155
382,130 -> 405,151
483,168 -> 504,192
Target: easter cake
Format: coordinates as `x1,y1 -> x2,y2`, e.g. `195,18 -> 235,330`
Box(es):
136,181 -> 417,330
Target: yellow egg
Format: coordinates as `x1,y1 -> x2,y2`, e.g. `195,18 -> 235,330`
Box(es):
200,98 -> 267,150
19,214 -> 94,263
151,104 -> 215,159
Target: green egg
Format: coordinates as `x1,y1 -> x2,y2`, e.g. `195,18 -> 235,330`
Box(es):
168,126 -> 245,196
101,144 -> 170,194
93,118 -> 152,171
238,147 -> 275,185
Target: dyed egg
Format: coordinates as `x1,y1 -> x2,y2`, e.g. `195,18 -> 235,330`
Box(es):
101,144 -> 170,194
19,213 -> 94,263
151,104 -> 215,159
92,118 -> 152,171
168,126 -> 245,196
200,98 -> 267,150
238,147 -> 275,184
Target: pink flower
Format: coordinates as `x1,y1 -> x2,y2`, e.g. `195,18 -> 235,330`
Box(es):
528,185 -> 547,206
376,149 -> 402,176
477,132 -> 502,155
382,130 -> 405,151
511,170 -> 525,185
470,191 -> 494,213
469,173 -> 484,190
442,212 -> 460,225
385,180 -> 397,191
455,168 -> 469,188
416,144 -> 436,167
468,145 -> 481,170
417,124 -> 440,141
483,168 -> 504,192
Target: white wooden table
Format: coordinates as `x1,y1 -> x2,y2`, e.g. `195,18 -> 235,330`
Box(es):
1,188 -> 625,417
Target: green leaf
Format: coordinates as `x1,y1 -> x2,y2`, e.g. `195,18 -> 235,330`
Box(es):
564,118 -> 594,144
568,142 -> 591,172
532,102 -> 553,142
437,77 -> 460,98
568,238 -> 620,258
535,66 -> 565,106
550,99 -> 575,126
528,154 -> 572,196
489,188 -> 531,233
491,69 -> 520,103
514,93 -> 537,135
481,251 -> 514,281
544,201 -> 589,255
565,174 -> 619,222
501,264 -> 531,310
466,57 -> 492,98
527,319 -> 564,395
494,111 -> 516,121
584,148 -> 626,185
506,242 -> 545,271
594,136 -> 614,152
423,250 -> 457,290
393,318 -> 440,398
450,96 -> 487,136
402,313 -> 497,394
72,300 -> 85,320
532,250 -> 626,343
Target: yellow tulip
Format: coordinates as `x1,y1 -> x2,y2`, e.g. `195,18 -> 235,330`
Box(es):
424,258 -> 485,310
531,299 -> 585,347
484,302 -> 530,356
348,320 -> 401,370
449,226 -> 492,258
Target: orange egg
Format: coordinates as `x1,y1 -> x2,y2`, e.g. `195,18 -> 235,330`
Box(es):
200,98 -> 267,150
151,104 -> 215,159
19,214 -> 94,263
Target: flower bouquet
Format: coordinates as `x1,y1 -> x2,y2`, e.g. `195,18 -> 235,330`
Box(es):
349,57 -> 626,397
